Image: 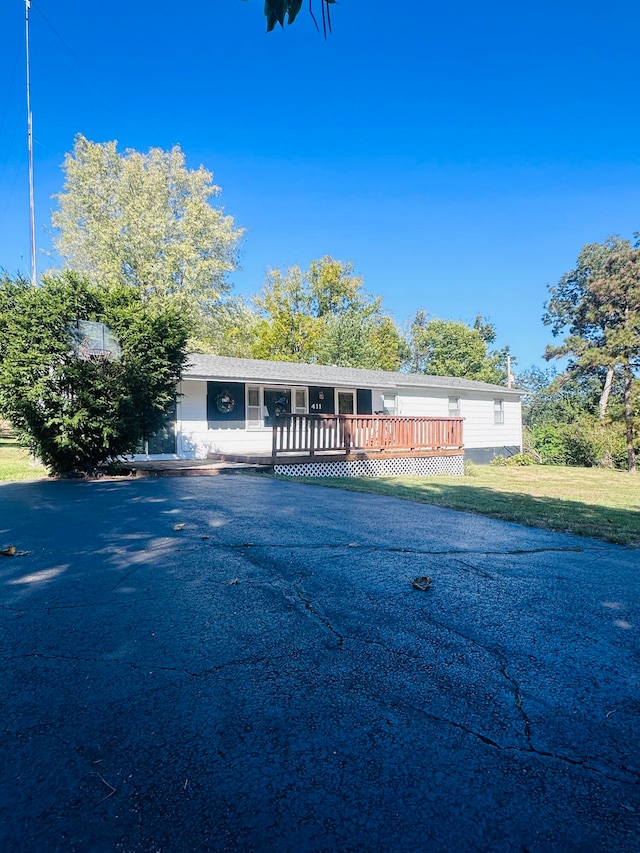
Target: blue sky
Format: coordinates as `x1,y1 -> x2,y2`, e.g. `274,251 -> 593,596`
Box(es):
1,0 -> 639,370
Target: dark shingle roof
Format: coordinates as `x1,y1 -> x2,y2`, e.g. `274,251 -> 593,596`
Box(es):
184,354 -> 522,397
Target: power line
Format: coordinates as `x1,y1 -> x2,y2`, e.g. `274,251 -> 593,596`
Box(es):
0,48 -> 21,143
32,2 -> 121,119
33,2 -> 84,68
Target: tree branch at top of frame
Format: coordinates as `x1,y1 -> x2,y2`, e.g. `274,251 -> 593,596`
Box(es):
243,0 -> 337,35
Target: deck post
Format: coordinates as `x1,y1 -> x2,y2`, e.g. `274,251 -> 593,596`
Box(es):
271,419 -> 278,463
343,416 -> 352,453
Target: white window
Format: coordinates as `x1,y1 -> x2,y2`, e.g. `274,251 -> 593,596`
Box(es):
247,385 -> 262,429
246,385 -> 308,428
494,399 -> 504,424
294,388 -> 308,414
382,393 -> 398,415
448,396 -> 460,417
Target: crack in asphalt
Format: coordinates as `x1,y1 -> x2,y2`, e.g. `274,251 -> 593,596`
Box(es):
2,640 -> 638,787
347,622 -> 640,786
235,546 -> 345,648
229,566 -> 639,785
228,554 -> 638,788
11,541 -> 589,561
431,706 -> 634,784
452,558 -> 496,580
415,610 -> 535,746
294,577 -> 344,648
111,562 -> 149,590
228,542 -> 587,557
231,544 -> 536,760
371,694 -> 640,786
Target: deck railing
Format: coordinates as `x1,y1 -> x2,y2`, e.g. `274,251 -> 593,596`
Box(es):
272,414 -> 463,459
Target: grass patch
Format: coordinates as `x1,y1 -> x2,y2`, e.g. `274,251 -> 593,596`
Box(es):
0,438 -> 47,482
279,465 -> 640,546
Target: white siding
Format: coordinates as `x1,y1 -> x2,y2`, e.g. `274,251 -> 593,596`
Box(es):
175,379 -> 521,459
391,389 -> 450,417
459,395 -> 522,450
178,380 -> 272,458
377,388 -> 522,450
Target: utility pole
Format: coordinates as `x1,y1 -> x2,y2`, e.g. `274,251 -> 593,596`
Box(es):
25,0 -> 36,286
507,354 -> 513,388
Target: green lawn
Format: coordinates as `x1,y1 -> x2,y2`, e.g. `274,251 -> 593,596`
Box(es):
279,465 -> 640,546
0,438 -> 47,482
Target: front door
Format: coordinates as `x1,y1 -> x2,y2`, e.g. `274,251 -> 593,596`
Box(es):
336,389 -> 356,415
146,400 -> 177,455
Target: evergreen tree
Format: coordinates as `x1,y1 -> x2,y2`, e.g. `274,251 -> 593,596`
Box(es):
0,272 -> 189,475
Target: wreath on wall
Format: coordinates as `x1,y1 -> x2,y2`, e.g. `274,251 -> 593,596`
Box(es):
216,390 -> 235,414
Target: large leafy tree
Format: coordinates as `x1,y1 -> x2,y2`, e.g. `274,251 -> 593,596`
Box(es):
251,264 -> 321,362
191,297 -> 260,358
407,312 -> 509,384
0,272 -> 189,475
543,237 -> 628,420
250,256 -> 407,369
315,313 -> 409,372
544,237 -> 640,472
51,135 -> 244,312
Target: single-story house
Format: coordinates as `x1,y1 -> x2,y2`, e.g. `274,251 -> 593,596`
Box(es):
138,354 -> 523,477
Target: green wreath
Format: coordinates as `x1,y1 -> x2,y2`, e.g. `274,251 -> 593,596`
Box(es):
216,390 -> 235,414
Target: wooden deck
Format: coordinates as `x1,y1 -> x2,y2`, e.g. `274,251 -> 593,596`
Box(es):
272,414 -> 463,460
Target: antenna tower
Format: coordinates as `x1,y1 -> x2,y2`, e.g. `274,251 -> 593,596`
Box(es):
25,0 -> 36,285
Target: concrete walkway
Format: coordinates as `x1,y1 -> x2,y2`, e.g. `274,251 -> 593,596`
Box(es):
1,475 -> 638,852
122,459 -> 270,477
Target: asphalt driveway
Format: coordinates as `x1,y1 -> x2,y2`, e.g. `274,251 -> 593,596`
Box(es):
1,474 -> 639,852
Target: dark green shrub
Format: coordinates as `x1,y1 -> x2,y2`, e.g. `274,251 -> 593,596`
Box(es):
529,423 -> 566,465
0,273 -> 190,475
561,419 -> 600,467
506,452 -> 534,466
528,415 -> 632,470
